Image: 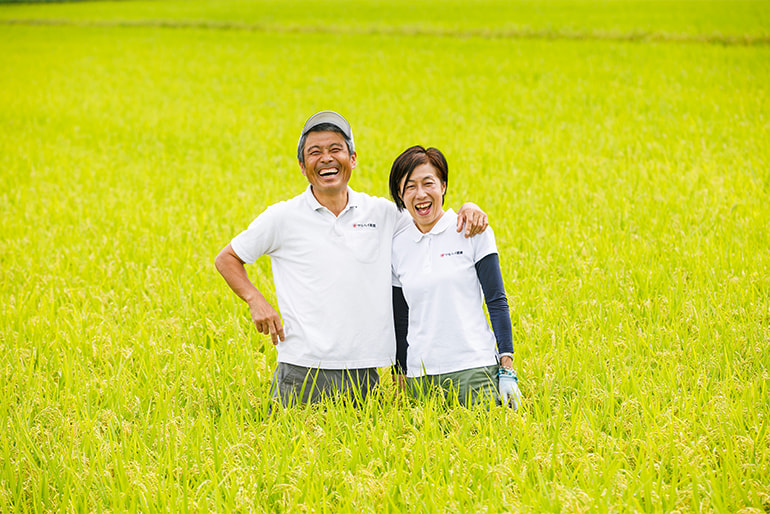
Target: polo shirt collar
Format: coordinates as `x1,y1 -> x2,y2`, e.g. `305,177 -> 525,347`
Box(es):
303,185 -> 360,214
411,208 -> 455,242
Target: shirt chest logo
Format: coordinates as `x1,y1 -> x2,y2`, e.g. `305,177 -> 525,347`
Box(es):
352,222 -> 377,229
440,250 -> 464,258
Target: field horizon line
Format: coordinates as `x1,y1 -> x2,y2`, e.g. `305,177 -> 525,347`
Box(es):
3,17 -> 769,46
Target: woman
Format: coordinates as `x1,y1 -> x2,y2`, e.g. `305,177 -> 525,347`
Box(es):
389,145 -> 522,408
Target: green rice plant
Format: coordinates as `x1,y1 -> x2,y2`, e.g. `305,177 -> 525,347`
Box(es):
1,0 -> 769,42
1,0 -> 769,511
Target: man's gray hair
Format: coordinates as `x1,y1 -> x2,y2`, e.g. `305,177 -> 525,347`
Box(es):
297,123 -> 355,165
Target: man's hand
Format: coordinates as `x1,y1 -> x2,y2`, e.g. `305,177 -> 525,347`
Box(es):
456,202 -> 489,237
248,296 -> 285,345
215,244 -> 285,345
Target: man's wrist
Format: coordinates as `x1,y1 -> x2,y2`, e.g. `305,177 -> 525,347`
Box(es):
244,290 -> 265,307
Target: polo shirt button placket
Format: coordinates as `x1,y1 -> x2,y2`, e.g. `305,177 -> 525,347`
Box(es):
332,218 -> 344,240
423,236 -> 432,273
333,205 -> 352,240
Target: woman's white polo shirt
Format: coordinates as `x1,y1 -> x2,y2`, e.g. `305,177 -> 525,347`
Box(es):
391,209 -> 499,377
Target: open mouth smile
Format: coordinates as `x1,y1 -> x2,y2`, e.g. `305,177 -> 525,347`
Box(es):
318,167 -> 339,177
415,201 -> 432,215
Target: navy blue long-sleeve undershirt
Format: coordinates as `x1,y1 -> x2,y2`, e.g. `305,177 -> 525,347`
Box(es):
392,252 -> 513,374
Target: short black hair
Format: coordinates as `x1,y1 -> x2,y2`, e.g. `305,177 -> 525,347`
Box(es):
297,123 -> 355,165
389,145 -> 448,211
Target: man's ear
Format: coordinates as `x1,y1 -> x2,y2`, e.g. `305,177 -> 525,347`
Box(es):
299,160 -> 307,177
350,152 -> 357,169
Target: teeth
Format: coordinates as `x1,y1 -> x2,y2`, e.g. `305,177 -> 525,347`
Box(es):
319,168 -> 338,176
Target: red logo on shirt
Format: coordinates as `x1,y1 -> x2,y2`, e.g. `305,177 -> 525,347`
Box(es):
353,223 -> 377,229
440,251 -> 463,257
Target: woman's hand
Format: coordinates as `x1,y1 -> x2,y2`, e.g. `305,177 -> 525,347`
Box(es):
499,368 -> 522,410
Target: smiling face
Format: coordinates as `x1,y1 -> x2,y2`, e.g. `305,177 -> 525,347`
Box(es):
300,130 -> 356,198
400,162 -> 447,233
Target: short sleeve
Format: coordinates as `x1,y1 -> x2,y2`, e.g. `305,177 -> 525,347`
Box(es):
391,268 -> 402,288
393,210 -> 412,235
471,225 -> 498,264
230,205 -> 282,264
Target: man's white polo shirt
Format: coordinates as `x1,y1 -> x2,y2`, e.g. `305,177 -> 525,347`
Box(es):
231,186 -> 407,369
392,209 -> 499,377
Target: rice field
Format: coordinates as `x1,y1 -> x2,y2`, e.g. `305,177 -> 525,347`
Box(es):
1,0 -> 769,511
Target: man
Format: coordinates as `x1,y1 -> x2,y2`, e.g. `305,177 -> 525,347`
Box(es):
215,111 -> 487,406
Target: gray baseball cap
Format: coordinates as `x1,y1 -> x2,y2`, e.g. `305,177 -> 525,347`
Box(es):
299,110 -> 355,152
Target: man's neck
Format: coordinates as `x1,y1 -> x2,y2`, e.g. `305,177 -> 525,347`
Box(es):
311,187 -> 349,217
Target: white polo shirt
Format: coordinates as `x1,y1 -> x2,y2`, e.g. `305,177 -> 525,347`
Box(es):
392,209 -> 499,377
231,186 -> 409,369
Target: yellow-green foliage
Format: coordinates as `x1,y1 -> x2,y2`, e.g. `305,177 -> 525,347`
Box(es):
1,1 -> 769,512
